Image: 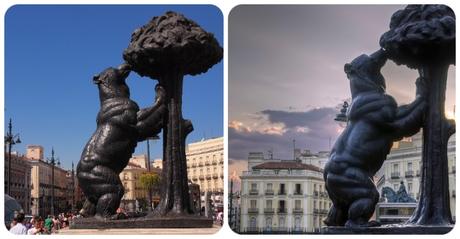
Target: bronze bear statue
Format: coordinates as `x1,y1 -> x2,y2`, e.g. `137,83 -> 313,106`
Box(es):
323,49 -> 426,227
77,64 -> 166,218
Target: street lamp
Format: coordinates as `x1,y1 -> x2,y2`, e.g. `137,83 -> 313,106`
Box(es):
4,118 -> 21,195
48,148 -> 59,216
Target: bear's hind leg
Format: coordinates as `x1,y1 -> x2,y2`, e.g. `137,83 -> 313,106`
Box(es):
95,191 -> 123,219
80,198 -> 96,217
345,190 -> 379,228
324,204 -> 348,226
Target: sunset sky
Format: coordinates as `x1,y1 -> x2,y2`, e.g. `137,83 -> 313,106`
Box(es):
228,5 -> 456,188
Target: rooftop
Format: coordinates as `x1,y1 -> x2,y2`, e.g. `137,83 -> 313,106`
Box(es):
253,160 -> 323,173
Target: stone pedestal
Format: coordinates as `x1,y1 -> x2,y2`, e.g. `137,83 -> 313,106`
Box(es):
321,224 -> 454,234
70,216 -> 213,229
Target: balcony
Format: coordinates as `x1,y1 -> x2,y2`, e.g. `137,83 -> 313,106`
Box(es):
277,208 -> 287,214
391,172 -> 400,179
293,208 -> 303,214
293,190 -> 303,196
198,162 -> 204,167
205,161 -> 210,166
199,175 -> 205,180
313,191 -> 319,197
264,208 -> 275,214
248,208 -> 259,213
191,176 -> 198,181
249,189 -> 259,195
405,170 -> 414,178
321,209 -> 329,214
206,174 -> 212,180
313,208 -> 319,214
320,192 -> 328,198
212,173 -> 218,179
265,190 -> 274,196
416,170 -> 420,176
278,190 -> 286,196
191,163 -> 197,168
212,160 -> 217,165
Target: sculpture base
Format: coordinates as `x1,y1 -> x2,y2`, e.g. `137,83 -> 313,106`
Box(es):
322,224 -> 454,234
70,216 -> 213,229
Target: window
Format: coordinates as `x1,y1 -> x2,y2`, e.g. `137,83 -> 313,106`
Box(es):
279,217 -> 285,227
313,201 -> 317,209
393,163 -> 399,172
250,200 -> 257,208
294,217 -> 301,230
265,217 -> 272,230
408,162 -> 413,171
250,217 -> 257,229
279,200 -> 285,210
267,183 -> 273,190
295,200 -> 301,209
279,183 -> 285,194
295,184 -> 302,194
266,200 -> 272,208
251,183 -> 257,190
408,183 -> 412,192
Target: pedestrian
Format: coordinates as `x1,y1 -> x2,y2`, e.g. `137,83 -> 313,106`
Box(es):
44,215 -> 53,233
27,219 -> 43,235
9,213 -> 27,235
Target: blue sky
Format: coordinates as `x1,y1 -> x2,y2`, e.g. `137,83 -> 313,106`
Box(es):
5,5 -> 223,170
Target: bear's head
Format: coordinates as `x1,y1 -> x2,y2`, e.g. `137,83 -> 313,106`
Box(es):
344,49 -> 387,98
93,64 -> 131,102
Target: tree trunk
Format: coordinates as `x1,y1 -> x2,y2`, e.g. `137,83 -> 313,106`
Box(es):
408,64 -> 454,225
153,71 -> 194,217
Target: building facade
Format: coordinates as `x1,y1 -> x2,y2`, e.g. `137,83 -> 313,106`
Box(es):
375,132 -> 456,222
27,146 -> 70,217
239,152 -> 331,233
119,155 -> 162,211
186,137 -> 224,205
4,152 -> 32,214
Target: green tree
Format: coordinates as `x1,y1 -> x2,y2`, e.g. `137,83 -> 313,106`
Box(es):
139,172 -> 161,211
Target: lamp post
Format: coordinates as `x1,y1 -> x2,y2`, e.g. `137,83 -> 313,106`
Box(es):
229,178 -> 234,230
4,118 -> 21,195
49,148 -> 56,216
71,161 -> 75,213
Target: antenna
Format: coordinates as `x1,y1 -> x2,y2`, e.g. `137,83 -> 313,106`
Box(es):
293,139 -> 296,160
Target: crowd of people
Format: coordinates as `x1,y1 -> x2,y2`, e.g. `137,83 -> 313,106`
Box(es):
8,212 -> 76,235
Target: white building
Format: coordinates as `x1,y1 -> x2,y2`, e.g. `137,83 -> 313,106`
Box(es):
375,132 -> 456,222
239,151 -> 330,233
186,137 -> 224,206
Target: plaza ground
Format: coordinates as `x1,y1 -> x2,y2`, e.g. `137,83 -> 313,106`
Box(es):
57,225 -> 222,235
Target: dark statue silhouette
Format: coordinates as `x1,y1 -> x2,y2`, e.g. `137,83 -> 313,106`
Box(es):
323,49 -> 426,227
77,64 -> 166,218
75,11 -> 222,226
324,4 -> 455,232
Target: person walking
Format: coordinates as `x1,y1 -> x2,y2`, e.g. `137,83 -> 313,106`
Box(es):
44,215 -> 53,234
9,213 -> 27,235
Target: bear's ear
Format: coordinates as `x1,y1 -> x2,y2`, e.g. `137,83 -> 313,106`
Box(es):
92,75 -> 101,84
344,63 -> 352,74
